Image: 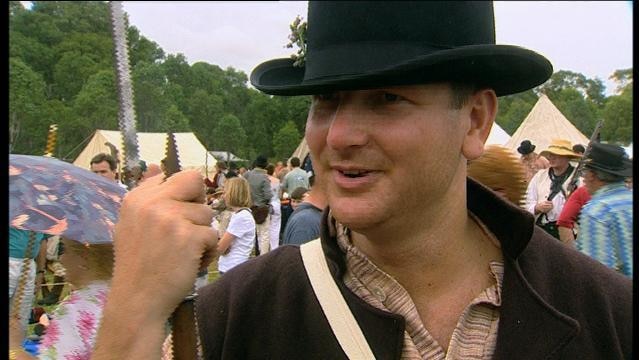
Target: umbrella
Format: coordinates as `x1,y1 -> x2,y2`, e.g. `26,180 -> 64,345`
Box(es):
9,154 -> 127,244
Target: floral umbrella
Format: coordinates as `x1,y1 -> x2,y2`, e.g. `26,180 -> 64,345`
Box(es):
9,154 -> 127,244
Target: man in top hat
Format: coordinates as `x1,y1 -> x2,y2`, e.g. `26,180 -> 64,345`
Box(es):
92,3 -> 631,360
517,140 -> 550,182
576,143 -> 633,277
524,139 -> 582,240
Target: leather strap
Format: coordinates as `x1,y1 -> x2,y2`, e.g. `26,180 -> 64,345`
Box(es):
300,239 -> 375,359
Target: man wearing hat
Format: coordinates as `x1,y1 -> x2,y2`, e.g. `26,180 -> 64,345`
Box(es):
517,139 -> 550,182
92,3 -> 631,360
576,143 -> 633,277
525,139 -> 582,240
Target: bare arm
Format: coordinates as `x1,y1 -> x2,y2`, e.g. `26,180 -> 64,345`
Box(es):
217,231 -> 236,255
558,226 -> 576,247
92,171 -> 217,359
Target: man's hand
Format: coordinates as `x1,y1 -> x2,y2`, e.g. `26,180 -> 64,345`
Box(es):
93,170 -> 217,359
535,200 -> 553,214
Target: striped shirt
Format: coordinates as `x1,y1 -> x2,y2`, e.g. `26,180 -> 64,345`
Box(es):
576,182 -> 633,277
334,214 -> 503,359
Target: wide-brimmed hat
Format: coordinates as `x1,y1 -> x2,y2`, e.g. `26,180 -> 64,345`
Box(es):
584,143 -> 632,177
539,139 -> 582,159
250,2 -> 552,96
517,140 -> 536,155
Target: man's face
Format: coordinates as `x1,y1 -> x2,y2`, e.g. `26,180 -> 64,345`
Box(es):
91,161 -> 116,181
305,83 -> 485,231
582,168 -> 601,194
545,153 -> 570,170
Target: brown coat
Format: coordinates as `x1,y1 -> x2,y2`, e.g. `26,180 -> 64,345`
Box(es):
197,178 -> 631,359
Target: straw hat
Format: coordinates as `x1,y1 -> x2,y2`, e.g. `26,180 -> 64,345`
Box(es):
539,139 -> 581,159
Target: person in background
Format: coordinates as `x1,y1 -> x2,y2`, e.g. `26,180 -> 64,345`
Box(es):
92,2 -> 631,359
244,155 -> 272,255
9,229 -> 48,336
517,140 -> 550,183
90,153 -> 118,182
525,139 -> 581,240
216,177 -> 256,275
576,143 -> 633,277
281,157 -> 310,197
556,185 -> 591,246
225,162 -> 239,179
266,163 -> 282,251
288,186 -> 309,211
572,144 -> 586,155
35,236 -> 66,306
282,181 -> 327,246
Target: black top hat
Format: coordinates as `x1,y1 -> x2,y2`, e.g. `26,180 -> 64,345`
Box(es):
517,140 -> 536,155
251,2 -> 552,96
584,143 -> 632,177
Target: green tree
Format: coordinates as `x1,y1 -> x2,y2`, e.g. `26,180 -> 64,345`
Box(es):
70,70 -> 119,143
601,83 -> 632,144
537,70 -> 606,107
9,57 -> 47,154
609,68 -> 633,95
132,61 -> 171,131
495,89 -> 537,134
212,114 -> 247,157
273,121 -> 301,161
186,89 -> 224,149
162,105 -> 191,132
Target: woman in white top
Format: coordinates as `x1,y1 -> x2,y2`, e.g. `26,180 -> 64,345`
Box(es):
265,164 -> 282,251
217,177 -> 256,274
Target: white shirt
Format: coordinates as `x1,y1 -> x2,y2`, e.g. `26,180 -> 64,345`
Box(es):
525,167 -> 577,223
217,209 -> 256,273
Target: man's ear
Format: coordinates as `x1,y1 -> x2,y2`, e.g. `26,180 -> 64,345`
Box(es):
461,89 -> 498,161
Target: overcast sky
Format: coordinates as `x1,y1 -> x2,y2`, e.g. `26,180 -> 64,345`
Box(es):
120,1 -> 632,95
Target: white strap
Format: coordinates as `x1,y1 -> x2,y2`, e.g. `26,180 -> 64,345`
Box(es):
300,239 -> 376,359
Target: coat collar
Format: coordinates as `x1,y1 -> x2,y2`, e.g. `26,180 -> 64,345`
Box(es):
318,177 -> 579,358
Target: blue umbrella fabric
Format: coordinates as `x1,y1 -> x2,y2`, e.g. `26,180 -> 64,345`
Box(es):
9,154 -> 127,244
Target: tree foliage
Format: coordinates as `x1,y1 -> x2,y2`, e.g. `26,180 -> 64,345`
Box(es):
9,2 -> 633,163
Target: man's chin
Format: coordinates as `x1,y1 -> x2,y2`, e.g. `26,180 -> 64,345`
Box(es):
329,204 -> 383,231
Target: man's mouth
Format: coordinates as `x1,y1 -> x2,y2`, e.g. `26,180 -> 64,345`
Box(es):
341,170 -> 369,178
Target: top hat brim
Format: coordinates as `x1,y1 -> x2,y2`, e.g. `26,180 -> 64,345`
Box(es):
251,45 -> 552,97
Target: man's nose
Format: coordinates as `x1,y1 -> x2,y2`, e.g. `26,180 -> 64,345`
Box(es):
325,101 -> 369,151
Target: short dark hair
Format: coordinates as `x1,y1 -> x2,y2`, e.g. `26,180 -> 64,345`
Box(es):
572,144 -> 586,154
449,82 -> 478,109
290,157 -> 301,167
255,155 -> 268,169
290,186 -> 308,200
266,163 -> 276,176
90,153 -> 117,171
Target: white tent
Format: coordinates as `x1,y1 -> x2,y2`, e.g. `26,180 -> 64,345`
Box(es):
290,122 -> 511,161
503,94 -> 589,154
486,122 -> 511,146
209,150 -> 247,163
73,130 -> 217,177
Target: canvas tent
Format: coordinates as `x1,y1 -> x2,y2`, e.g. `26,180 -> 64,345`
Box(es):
503,94 -> 589,154
486,122 -> 511,146
290,122 -> 511,163
209,151 -> 247,163
74,130 -> 217,177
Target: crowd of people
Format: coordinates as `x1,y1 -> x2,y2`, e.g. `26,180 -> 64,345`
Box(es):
10,2 -> 632,359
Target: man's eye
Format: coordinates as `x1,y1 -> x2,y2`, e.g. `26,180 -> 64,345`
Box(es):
383,93 -> 400,102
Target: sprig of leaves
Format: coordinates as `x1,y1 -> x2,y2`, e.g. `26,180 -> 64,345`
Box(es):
285,15 -> 307,67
